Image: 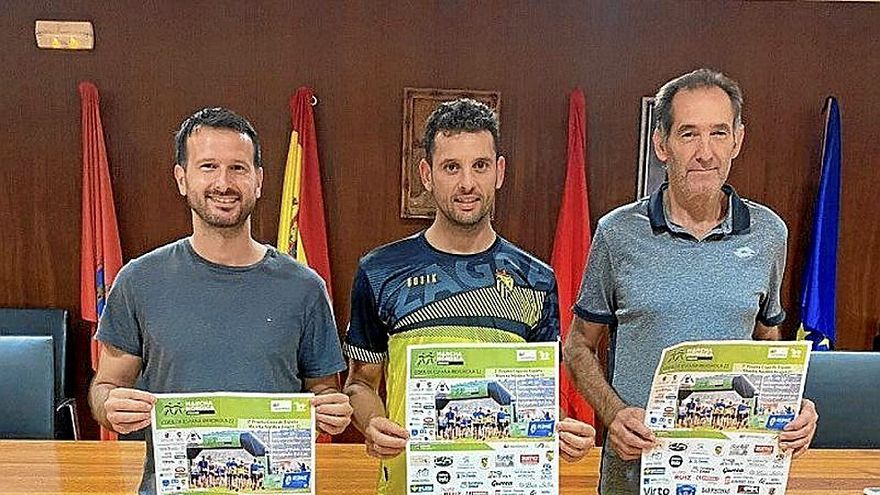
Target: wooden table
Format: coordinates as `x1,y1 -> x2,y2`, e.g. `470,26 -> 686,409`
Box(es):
0,441 -> 877,494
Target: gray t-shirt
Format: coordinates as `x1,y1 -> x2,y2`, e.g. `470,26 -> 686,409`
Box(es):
96,238 -> 346,494
574,184 -> 787,495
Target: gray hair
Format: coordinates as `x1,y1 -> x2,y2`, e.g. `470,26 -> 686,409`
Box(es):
654,68 -> 743,139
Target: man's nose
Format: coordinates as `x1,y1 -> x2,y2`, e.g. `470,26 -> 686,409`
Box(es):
458,168 -> 476,191
696,136 -> 713,162
214,168 -> 231,189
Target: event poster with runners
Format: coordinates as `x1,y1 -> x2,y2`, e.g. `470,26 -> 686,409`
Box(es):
406,342 -> 560,495
150,392 -> 315,494
640,341 -> 811,495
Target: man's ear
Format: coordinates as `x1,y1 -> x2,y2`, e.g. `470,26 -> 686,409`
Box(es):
419,158 -> 433,192
731,124 -> 745,160
652,129 -> 669,163
173,164 -> 187,196
495,156 -> 506,190
255,166 -> 264,199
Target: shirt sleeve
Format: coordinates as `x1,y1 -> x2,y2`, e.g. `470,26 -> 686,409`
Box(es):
95,263 -> 143,357
757,223 -> 788,327
572,225 -> 617,326
343,265 -> 390,363
529,274 -> 560,343
297,278 -> 347,378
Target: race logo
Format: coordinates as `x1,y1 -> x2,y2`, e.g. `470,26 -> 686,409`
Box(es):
162,401 -> 184,415
184,400 -> 215,415
436,351 -> 465,366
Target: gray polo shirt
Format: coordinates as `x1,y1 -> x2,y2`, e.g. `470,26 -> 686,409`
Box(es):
574,183 -> 787,494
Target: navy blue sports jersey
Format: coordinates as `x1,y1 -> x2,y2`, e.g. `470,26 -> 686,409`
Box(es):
343,231 -> 559,494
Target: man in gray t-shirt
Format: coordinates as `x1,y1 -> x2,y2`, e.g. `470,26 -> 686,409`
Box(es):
88,108 -> 351,495
563,69 -> 818,494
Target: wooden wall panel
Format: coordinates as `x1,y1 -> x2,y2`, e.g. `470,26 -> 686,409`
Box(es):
2,0 -> 878,439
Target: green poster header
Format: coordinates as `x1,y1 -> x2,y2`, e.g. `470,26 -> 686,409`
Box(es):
409,343 -> 557,378
154,394 -> 312,429
658,341 -> 809,375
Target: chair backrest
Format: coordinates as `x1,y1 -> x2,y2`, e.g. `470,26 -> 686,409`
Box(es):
803,351 -> 880,448
0,335 -> 55,439
0,308 -> 69,399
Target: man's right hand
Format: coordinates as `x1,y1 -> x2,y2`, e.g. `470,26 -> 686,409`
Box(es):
364,416 -> 409,459
103,387 -> 156,434
607,406 -> 656,461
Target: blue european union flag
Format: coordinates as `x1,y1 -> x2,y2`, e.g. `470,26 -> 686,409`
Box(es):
798,97 -> 842,351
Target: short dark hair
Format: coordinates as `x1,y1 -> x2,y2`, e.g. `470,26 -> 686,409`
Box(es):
654,68 -> 743,139
174,107 -> 261,168
423,99 -> 500,164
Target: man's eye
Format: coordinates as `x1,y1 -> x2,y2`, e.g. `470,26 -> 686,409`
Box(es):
444,163 -> 459,173
474,161 -> 489,171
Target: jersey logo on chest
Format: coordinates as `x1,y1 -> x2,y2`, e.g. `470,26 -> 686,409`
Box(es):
407,273 -> 438,287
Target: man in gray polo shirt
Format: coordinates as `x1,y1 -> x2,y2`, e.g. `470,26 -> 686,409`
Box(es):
563,69 -> 818,494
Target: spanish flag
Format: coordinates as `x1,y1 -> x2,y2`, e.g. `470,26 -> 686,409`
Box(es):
277,88 -> 333,298
551,89 -> 595,425
79,81 -> 123,440
797,97 -> 842,351
279,88 -> 335,443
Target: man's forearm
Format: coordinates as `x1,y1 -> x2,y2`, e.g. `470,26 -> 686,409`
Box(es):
563,332 -> 626,425
88,380 -> 116,430
304,375 -> 343,396
343,381 -> 388,434
753,323 -> 782,341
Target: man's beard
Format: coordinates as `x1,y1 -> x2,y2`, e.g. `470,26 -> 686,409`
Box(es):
187,190 -> 255,229
435,196 -> 493,230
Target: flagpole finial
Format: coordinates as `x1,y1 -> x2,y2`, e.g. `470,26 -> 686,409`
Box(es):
823,95 -> 838,114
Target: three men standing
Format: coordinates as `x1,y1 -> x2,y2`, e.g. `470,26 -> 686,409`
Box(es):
88,72 -> 817,495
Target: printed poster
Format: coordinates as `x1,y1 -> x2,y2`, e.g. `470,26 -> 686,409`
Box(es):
641,341 -> 811,495
406,342 -> 560,495
151,392 -> 315,494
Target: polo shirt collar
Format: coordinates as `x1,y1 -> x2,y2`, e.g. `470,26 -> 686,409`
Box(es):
647,182 -> 751,235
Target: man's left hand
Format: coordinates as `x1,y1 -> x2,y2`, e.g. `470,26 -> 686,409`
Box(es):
311,392 -> 354,436
557,417 -> 596,462
780,399 -> 818,458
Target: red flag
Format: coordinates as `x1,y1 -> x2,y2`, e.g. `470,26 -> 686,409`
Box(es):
551,89 -> 595,425
278,87 -> 333,298
79,81 -> 123,440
